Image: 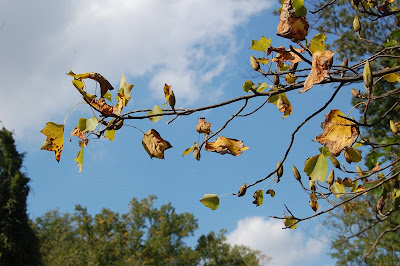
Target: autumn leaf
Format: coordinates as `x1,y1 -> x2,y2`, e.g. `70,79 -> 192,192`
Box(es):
196,118 -> 212,134
268,90 -> 293,118
163,83 -> 176,109
266,189 -> 276,197
308,33 -> 326,54
284,216 -> 297,229
147,105 -> 163,122
205,136 -> 249,156
382,72 -> 400,82
119,73 -> 134,103
250,36 -> 271,52
252,190 -> 263,206
309,191 -> 318,212
40,122 -> 65,162
237,183 -> 247,197
74,141 -> 86,173
243,80 -> 255,93
343,147 -> 362,163
304,154 -> 328,182
142,129 -> 172,159
67,70 -> 114,97
286,73 -> 298,84
277,0 -> 309,41
104,130 -> 115,141
300,50 -> 335,93
331,181 -> 346,198
200,194 -> 219,210
89,98 -> 114,116
268,46 -> 303,67
315,109 -> 360,156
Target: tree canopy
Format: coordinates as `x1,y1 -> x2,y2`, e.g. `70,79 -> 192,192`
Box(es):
32,196 -> 267,265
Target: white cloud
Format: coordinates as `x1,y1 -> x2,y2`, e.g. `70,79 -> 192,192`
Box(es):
226,217 -> 328,266
0,0 -> 273,139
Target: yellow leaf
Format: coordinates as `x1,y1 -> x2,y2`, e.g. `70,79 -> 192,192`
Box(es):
284,216 -> 297,229
252,190 -> 264,206
200,194 -> 220,210
331,181 -> 345,198
40,122 -> 65,162
315,109 -> 360,156
182,145 -> 195,157
286,73 -> 298,84
142,129 -> 172,159
147,105 -> 163,122
104,130 -> 115,141
163,83 -> 176,109
67,70 -> 114,97
74,141 -> 86,173
205,136 -> 249,156
382,72 -> 400,83
308,33 -> 326,54
300,50 -> 335,93
119,73 -> 134,103
196,118 -> 212,134
309,191 -> 318,212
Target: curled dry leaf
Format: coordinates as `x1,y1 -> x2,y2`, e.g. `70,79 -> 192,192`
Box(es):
315,109 -> 359,156
163,83 -> 176,109
70,128 -> 86,142
142,129 -> 172,159
205,136 -> 249,156
40,122 -> 65,162
268,46 -> 303,67
196,118 -> 212,134
300,50 -> 335,93
67,70 -> 114,97
74,141 -> 86,174
237,183 -> 247,197
309,191 -> 318,212
277,0 -> 309,41
252,190 -> 263,206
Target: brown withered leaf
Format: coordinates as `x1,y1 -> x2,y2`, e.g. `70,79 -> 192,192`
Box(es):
300,50 -> 335,93
205,136 -> 249,156
70,128 -> 86,142
67,70 -> 114,97
315,109 -> 360,156
142,129 -> 172,159
277,0 -> 309,41
90,98 -> 114,116
268,46 -> 304,67
196,118 -> 212,134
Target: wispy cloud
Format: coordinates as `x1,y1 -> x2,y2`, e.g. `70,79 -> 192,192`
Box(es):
0,0 -> 272,139
226,216 -> 328,266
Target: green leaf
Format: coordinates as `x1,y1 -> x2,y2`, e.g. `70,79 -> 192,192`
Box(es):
309,33 -> 326,54
331,181 -> 345,198
280,64 -> 290,72
200,194 -> 220,210
284,216 -> 297,229
104,92 -> 112,102
147,105 -> 163,122
243,80 -> 255,93
74,141 -> 85,174
319,146 -> 331,157
250,36 -> 271,52
252,190 -> 264,206
77,117 -> 98,132
254,82 -> 268,93
304,154 -> 329,182
293,0 -> 307,16
104,130 -> 115,141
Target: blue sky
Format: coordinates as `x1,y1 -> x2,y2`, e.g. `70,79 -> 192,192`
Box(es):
0,1 -> 361,265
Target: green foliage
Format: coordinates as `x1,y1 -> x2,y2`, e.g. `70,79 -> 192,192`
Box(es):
0,127 -> 41,265
33,196 -> 265,265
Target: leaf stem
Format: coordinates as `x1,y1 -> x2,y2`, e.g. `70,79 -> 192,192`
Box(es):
64,102 -> 86,125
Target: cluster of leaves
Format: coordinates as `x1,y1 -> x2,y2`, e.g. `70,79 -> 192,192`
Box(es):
32,196 -> 267,265
40,0 -> 400,242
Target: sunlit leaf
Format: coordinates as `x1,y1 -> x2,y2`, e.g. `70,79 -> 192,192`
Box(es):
200,194 -> 219,210
182,145 -> 195,157
104,92 -> 112,102
308,33 -> 326,54
286,73 -> 298,84
142,129 -> 172,159
74,141 -> 86,173
331,181 -> 346,198
300,50 -> 335,93
205,136 -> 249,156
250,36 -> 271,52
243,80 -> 255,93
104,130 -> 115,141
79,117 -> 98,132
147,105 -> 163,122
40,122 -> 65,162
256,58 -> 269,64
163,83 -> 176,109
315,109 -> 360,156
67,70 -> 114,97
196,118 -> 212,134
277,0 -> 309,41
255,82 -> 269,93
382,72 -> 400,82
304,154 -> 328,182
119,73 -> 134,103
252,190 -> 264,206
284,216 -> 297,229
268,90 -> 293,118
237,183 -> 247,197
